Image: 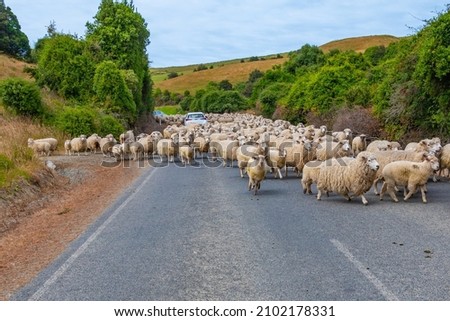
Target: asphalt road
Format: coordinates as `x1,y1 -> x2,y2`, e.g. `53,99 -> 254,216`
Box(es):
13,159 -> 450,301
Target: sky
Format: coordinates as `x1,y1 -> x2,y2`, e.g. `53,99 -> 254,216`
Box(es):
7,1 -> 449,67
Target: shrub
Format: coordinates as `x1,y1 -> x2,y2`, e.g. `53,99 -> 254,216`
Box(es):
0,78 -> 43,117
55,106 -> 96,136
97,114 -> 125,138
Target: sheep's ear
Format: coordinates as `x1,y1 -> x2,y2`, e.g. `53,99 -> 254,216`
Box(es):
422,152 -> 428,160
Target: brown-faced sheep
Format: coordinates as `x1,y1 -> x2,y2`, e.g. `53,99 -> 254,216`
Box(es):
86,134 -> 101,154
316,152 -> 380,205
380,154 -> 440,203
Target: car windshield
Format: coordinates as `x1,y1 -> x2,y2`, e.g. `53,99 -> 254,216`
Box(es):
188,113 -> 204,119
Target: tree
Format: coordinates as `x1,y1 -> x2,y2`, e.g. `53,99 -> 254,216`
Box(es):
0,0 -> 30,58
86,0 -> 152,113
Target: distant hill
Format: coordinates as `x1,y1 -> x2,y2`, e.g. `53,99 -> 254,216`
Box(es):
151,35 -> 400,94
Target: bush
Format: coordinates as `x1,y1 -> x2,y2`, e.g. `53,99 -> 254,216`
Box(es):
55,106 -> 96,136
0,78 -> 43,117
97,114 -> 125,138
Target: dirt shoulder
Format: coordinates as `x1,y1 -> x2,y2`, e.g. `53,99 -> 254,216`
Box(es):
0,153 -> 149,300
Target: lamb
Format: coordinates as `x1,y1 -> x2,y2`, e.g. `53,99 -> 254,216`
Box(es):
316,151 -> 380,205
236,144 -> 265,178
380,154 -> 440,203
179,145 -> 195,165
64,140 -> 72,155
351,134 -> 367,156
28,139 -> 51,156
301,160 -> 323,194
371,149 -> 435,194
70,135 -> 88,156
315,139 -> 352,161
266,147 -> 287,179
246,154 -> 267,195
28,138 -> 58,152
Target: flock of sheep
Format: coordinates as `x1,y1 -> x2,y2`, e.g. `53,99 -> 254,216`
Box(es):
28,112 -> 449,205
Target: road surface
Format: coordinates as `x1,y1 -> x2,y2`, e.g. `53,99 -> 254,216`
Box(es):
13,160 -> 450,300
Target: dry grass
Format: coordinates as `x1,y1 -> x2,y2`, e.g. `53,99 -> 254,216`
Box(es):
0,110 -> 65,188
0,54 -> 33,81
320,35 -> 399,53
153,56 -> 288,93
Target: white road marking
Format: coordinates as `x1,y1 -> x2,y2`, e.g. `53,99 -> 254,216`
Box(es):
29,168 -> 157,300
331,239 -> 399,301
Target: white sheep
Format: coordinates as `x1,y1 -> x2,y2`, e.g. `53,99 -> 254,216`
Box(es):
351,134 -> 367,156
316,151 -> 380,205
100,135 -> 116,157
439,143 -> 450,178
266,147 -> 287,179
86,134 -> 101,154
315,139 -> 352,161
156,134 -> 179,162
236,144 -> 265,178
179,145 -> 195,165
210,139 -> 239,167
129,141 -> 144,161
282,139 -> 314,177
28,140 -> 51,156
366,140 -> 392,152
70,135 -> 88,156
301,160 -> 323,194
247,154 -> 267,195
333,128 -> 353,142
380,153 -> 440,203
193,135 -> 211,158
64,140 -> 72,155
119,130 -> 135,143
29,137 -> 58,152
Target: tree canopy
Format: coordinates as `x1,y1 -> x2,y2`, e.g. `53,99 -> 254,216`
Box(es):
0,0 -> 30,58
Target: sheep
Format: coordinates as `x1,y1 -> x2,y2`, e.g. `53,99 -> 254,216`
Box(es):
282,139 -> 314,177
236,144 -> 265,178
438,143 -> 450,178
100,135 -> 116,157
366,140 -> 392,152
129,141 -> 144,161
333,128 -> 353,142
316,151 -> 380,205
111,144 -> 123,161
70,135 -> 88,156
210,139 -> 239,167
404,138 -> 442,154
119,130 -> 135,143
315,139 -> 352,161
301,160 -> 323,194
86,134 -> 101,154
28,140 -> 51,156
266,147 -> 287,179
371,148 -> 436,194
31,138 -> 58,152
64,140 -> 72,155
246,154 -> 267,195
156,134 -> 179,162
351,134 -> 367,156
179,145 -> 195,165
380,153 -> 440,203
193,135 -> 211,158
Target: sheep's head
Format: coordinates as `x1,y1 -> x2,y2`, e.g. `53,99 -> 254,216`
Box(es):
359,152 -> 379,171
340,140 -> 351,151
424,153 -> 440,172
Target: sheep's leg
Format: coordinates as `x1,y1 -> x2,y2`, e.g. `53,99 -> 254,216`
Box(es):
360,194 -> 369,206
380,182 -> 386,200
317,189 -> 322,201
277,167 -> 283,179
387,184 -> 399,202
404,185 -> 417,201
420,185 -> 428,203
373,178 -> 380,195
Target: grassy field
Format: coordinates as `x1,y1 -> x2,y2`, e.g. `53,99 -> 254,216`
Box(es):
151,35 -> 400,94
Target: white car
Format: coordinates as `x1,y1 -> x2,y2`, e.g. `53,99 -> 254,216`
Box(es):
184,112 -> 208,126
